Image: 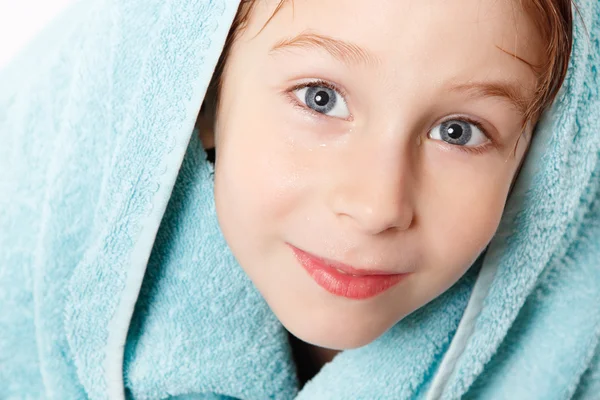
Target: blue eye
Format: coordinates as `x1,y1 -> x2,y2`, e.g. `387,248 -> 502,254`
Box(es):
293,84 -> 350,118
429,119 -> 487,148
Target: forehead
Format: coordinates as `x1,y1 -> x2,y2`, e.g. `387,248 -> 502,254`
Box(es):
243,0 -> 544,84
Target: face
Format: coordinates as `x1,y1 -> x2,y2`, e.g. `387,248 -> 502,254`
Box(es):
213,0 -> 543,350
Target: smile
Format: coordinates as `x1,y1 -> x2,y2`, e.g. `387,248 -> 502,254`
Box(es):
288,244 -> 409,300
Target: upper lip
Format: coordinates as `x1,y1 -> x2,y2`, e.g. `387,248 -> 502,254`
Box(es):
290,244 -> 406,276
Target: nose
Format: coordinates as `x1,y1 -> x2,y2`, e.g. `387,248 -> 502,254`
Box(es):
328,141 -> 415,235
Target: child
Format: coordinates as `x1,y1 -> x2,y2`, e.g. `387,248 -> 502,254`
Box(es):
0,0 -> 598,399
198,0 -> 571,385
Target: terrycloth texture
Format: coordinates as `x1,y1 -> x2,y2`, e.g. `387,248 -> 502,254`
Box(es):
0,0 -> 599,399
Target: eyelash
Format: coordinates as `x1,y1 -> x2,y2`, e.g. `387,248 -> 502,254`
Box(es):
286,80 -> 498,156
439,116 -> 497,156
286,79 -> 350,117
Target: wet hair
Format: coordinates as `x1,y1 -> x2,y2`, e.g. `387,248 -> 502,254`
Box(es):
207,0 -> 574,144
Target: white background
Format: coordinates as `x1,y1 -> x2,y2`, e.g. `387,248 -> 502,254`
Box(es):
0,0 -> 75,69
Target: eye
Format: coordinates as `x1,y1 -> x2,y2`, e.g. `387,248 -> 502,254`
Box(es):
293,83 -> 350,119
429,119 -> 488,148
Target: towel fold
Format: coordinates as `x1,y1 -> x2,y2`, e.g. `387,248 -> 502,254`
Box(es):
1,0 -> 599,399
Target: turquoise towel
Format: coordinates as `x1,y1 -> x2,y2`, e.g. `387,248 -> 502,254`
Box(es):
0,0 -> 598,399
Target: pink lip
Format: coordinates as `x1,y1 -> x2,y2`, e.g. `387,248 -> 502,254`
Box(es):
288,244 -> 409,300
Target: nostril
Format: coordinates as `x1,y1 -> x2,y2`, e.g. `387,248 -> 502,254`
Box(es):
328,167 -> 415,235
335,201 -> 414,236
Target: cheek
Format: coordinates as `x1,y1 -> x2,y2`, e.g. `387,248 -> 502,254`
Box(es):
432,185 -> 505,261
213,103 -> 308,250
417,152 -> 514,295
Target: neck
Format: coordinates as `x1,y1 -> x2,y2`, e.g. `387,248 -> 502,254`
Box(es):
287,331 -> 341,387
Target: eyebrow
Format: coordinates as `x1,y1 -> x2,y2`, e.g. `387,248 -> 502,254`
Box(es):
447,81 -> 533,118
269,32 -> 533,117
269,32 -> 381,67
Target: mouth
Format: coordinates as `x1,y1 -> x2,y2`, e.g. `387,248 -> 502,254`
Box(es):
288,244 -> 409,300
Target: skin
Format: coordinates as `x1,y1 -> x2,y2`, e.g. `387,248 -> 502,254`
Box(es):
204,0 -> 544,374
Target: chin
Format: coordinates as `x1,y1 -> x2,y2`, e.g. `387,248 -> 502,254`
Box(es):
278,306 -> 402,350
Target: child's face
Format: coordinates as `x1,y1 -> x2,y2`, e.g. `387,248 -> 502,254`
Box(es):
213,0 -> 542,349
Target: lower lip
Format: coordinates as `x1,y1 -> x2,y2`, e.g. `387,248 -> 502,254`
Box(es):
290,246 -> 408,300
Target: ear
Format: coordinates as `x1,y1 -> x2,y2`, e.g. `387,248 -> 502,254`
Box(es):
196,85 -> 218,149
196,103 -> 215,149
